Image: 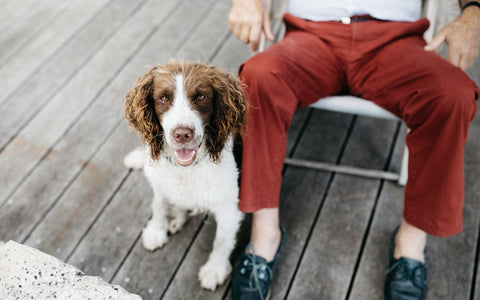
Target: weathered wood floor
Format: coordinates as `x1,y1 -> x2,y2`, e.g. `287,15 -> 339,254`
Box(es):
1,0 -> 480,299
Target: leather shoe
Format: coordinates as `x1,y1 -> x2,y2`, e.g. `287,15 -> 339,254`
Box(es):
231,226 -> 286,300
384,227 -> 427,300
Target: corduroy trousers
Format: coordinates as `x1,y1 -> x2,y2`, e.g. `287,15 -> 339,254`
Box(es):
238,13 -> 479,236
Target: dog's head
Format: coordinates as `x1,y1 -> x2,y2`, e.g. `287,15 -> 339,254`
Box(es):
124,62 -> 247,166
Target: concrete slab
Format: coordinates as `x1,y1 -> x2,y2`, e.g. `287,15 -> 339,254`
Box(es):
0,240 -> 141,299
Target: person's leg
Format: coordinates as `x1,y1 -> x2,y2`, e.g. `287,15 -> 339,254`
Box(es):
250,208 -> 281,261
232,14 -> 348,300
395,218 -> 427,262
238,14 -> 347,258
351,16 -> 478,235
347,18 -> 478,298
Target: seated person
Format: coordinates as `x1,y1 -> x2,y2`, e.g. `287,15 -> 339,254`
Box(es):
228,0 -> 480,299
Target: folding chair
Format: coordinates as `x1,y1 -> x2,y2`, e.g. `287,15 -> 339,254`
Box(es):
258,0 -> 439,186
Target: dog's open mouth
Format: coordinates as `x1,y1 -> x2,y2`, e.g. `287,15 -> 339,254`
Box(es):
174,148 -> 197,166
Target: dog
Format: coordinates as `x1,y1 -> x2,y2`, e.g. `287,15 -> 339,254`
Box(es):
122,62 -> 247,290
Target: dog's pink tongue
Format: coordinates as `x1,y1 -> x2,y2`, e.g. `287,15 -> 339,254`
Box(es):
174,148 -> 197,166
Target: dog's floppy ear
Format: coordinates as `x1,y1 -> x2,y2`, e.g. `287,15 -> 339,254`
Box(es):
124,69 -> 164,160
206,68 -> 248,162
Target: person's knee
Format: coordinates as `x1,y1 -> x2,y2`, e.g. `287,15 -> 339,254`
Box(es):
416,73 -> 478,125
435,78 -> 477,122
239,54 -> 283,88
239,54 -> 287,107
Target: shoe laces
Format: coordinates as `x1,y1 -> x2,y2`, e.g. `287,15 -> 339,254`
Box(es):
241,244 -> 273,300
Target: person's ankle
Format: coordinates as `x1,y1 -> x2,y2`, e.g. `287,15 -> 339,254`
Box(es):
249,208 -> 282,261
394,219 -> 427,263
249,226 -> 282,262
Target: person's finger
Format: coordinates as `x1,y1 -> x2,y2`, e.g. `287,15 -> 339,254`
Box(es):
249,23 -> 262,52
239,25 -> 251,44
424,30 -> 446,51
263,13 -> 274,41
229,22 -> 240,39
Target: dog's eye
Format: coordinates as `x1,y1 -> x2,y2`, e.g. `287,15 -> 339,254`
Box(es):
159,95 -> 169,103
196,94 -> 206,102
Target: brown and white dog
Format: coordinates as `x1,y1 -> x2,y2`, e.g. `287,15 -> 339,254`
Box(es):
123,62 -> 247,290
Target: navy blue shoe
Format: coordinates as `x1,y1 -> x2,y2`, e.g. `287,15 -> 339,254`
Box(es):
384,227 -> 427,300
231,226 -> 286,300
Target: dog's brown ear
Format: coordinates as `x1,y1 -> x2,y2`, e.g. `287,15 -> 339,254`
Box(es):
124,70 -> 164,160
206,68 -> 248,162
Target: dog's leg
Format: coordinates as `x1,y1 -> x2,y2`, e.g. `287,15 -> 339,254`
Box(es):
168,205 -> 188,234
142,192 -> 169,251
198,204 -> 243,291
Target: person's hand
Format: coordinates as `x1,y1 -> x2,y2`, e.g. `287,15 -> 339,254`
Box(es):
425,5 -> 480,70
228,0 -> 274,52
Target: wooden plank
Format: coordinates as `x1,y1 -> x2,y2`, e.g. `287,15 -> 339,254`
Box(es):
0,0 -> 146,150
0,0 -> 38,32
174,0 -> 231,62
5,0 -> 215,252
5,0 -> 223,281
161,217 -> 226,300
0,0 -> 179,207
20,122 -> 139,258
65,171 -> 152,280
111,216 -> 204,300
0,0 -> 68,66
0,0 -> 12,6
0,0 -> 181,240
286,108 -> 311,156
0,0 -> 110,104
211,34 -> 252,74
286,117 -> 397,299
347,125 -> 407,300
0,0 -> 13,8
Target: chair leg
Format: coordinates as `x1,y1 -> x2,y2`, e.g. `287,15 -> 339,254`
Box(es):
398,145 -> 409,186
284,158 -> 400,181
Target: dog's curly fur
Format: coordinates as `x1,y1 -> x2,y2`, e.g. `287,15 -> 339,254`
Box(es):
125,62 -> 247,161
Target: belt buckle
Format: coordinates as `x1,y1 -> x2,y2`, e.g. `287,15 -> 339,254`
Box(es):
341,17 -> 351,24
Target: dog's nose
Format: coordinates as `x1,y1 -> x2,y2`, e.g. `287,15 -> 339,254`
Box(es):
173,127 -> 194,144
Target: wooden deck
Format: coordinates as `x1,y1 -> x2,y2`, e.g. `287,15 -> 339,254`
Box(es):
1,0 -> 479,299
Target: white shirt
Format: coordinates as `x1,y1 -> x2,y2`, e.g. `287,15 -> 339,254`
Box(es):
287,0 -> 422,22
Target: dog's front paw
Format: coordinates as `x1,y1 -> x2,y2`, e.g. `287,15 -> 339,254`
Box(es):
142,225 -> 169,251
198,259 -> 232,291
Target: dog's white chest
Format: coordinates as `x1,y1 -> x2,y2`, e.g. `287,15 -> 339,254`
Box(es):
143,153 -> 239,210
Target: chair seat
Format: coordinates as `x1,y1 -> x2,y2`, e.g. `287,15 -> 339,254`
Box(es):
310,96 -> 399,121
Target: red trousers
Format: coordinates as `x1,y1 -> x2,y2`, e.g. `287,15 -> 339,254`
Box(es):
238,13 -> 479,236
